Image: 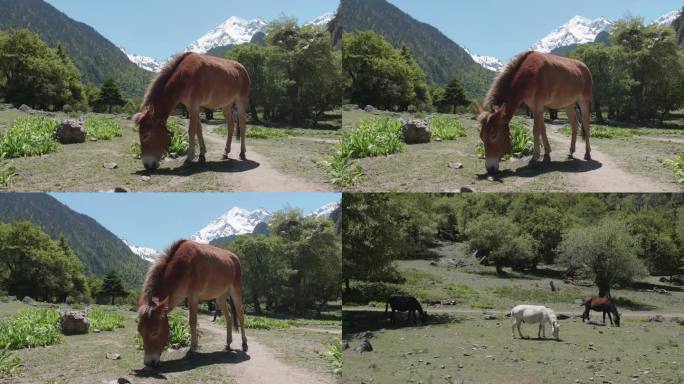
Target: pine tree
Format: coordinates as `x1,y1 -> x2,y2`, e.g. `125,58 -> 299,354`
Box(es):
443,77 -> 468,113
96,78 -> 126,114
101,269 -> 127,305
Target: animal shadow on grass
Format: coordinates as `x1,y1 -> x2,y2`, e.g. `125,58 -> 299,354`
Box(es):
343,310 -> 463,336
477,158 -> 602,182
135,159 -> 260,177
133,350 -> 251,379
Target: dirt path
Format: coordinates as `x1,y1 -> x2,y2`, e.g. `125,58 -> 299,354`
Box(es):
196,318 -> 335,384
199,126 -> 331,192
543,124 -> 676,192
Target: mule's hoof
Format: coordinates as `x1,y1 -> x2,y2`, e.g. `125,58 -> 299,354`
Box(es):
198,155 -> 206,164
222,154 -> 230,161
239,153 -> 247,161
567,154 -> 575,160
584,153 -> 592,161
543,154 -> 551,163
242,342 -> 248,352
225,344 -> 232,351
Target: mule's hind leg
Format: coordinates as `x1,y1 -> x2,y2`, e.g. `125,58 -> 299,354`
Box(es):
607,311 -> 613,326
579,100 -> 592,160
222,105 -> 235,160
517,321 -> 525,339
566,106 -> 579,159
237,101 -> 248,160
216,294 -> 233,350
228,287 -> 248,352
512,320 -> 517,338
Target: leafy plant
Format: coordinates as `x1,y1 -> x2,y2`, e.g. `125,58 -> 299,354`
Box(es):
429,115 -> 466,140
666,152 -> 684,183
0,117 -> 60,158
338,117 -> 405,159
87,308 -> 124,331
0,157 -> 17,187
320,153 -> 364,187
321,340 -> 342,375
0,349 -> 22,378
0,308 -> 62,349
84,116 -> 122,140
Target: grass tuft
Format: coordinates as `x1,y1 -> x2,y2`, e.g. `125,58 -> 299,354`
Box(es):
0,156 -> 17,187
666,152 -> 684,183
0,117 -> 60,158
321,340 -> 342,375
0,349 -> 22,378
87,308 -> 124,332
84,116 -> 122,140
429,116 -> 467,140
0,308 -> 62,349
338,117 -> 405,159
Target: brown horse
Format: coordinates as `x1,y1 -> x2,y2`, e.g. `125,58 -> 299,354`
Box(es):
476,51 -> 593,174
137,240 -> 247,367
133,52 -> 251,170
582,296 -> 620,327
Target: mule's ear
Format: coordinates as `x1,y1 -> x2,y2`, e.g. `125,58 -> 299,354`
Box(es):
474,103 -> 484,115
133,113 -> 144,125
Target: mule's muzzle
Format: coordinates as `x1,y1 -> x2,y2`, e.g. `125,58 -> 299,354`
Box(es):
143,157 -> 160,171
144,354 -> 160,367
485,158 -> 500,174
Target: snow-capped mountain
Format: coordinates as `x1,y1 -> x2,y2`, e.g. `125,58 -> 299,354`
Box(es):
306,12 -> 336,28
185,16 -> 269,54
652,10 -> 681,26
531,16 -> 613,53
191,207 -> 272,244
120,48 -> 163,72
311,202 -> 340,217
465,48 -> 504,72
122,240 -> 161,263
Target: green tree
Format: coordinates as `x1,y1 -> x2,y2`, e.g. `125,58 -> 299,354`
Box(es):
100,269 -> 127,305
558,217 -> 646,297
443,77 -> 469,113
96,78 -> 126,114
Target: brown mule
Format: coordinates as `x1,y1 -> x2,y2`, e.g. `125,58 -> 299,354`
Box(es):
133,52 -> 251,170
476,51 -> 593,174
137,240 -> 248,367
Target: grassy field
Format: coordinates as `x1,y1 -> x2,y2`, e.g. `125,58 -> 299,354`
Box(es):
340,109 -> 684,192
0,301 -> 340,383
343,243 -> 684,384
0,109 -> 340,192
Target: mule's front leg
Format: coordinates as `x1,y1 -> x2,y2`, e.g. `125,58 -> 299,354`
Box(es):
237,101 -> 248,160
186,109 -> 201,164
531,106 -> 545,163
579,100 -> 592,160
188,299 -> 199,352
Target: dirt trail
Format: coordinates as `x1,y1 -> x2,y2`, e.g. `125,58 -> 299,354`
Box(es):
196,317 -> 335,384
199,126 -> 330,192
544,124 -> 677,192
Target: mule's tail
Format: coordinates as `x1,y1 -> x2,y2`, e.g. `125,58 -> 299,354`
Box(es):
384,301 -> 389,316
576,104 -> 588,142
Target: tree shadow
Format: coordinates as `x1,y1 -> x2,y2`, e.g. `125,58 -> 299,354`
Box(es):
628,281 -> 684,293
132,350 -> 250,378
477,158 -> 603,182
613,297 -> 658,311
514,336 -> 563,343
523,268 -> 567,280
343,310 -> 463,336
134,159 -> 260,177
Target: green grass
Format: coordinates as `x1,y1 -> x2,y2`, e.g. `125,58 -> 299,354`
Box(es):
217,314 -> 341,330
0,349 -> 22,378
0,308 -> 62,349
559,124 -> 635,139
666,152 -> 684,183
130,118 -> 188,159
321,339 -> 342,375
338,117 -> 405,159
491,286 -> 585,304
133,310 -> 191,349
429,116 -> 467,140
87,308 -> 124,332
319,153 -> 364,187
0,117 -> 60,158
84,116 -> 122,140
212,125 -> 292,139
0,156 -> 16,186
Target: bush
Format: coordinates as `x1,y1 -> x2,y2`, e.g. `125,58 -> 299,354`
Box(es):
0,308 -> 62,349
338,117 -> 405,159
666,153 -> 684,183
0,349 -> 22,378
321,340 -> 342,375
0,117 -> 60,158
87,308 -> 124,331
133,311 -> 190,349
84,116 -> 122,140
429,116 -> 467,140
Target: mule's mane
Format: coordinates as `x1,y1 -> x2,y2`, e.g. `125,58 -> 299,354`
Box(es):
484,51 -> 536,108
141,52 -> 194,110
141,239 -> 188,306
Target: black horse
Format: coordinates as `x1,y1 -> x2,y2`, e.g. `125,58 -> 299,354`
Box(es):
582,296 -> 620,327
385,295 -> 428,325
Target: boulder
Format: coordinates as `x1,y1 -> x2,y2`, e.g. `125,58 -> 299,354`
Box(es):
401,120 -> 431,144
22,296 -> 34,305
648,315 -> 666,323
18,104 -> 31,113
59,311 -> 90,335
56,120 -> 86,144
364,105 -> 377,113
341,340 -> 350,350
354,338 -> 373,353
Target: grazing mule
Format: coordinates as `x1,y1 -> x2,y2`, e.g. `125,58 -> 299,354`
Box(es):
137,240 -> 248,367
476,51 -> 593,174
582,297 -> 620,327
385,295 -> 428,325
511,305 -> 560,340
133,52 -> 251,170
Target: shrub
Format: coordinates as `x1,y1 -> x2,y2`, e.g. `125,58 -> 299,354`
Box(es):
320,153 -> 364,187
84,116 -> 122,140
0,349 -> 22,378
429,116 -> 467,140
133,311 -> 190,349
666,153 -> 684,183
87,308 -> 124,331
0,117 -> 60,158
0,308 -> 62,349
321,340 -> 342,375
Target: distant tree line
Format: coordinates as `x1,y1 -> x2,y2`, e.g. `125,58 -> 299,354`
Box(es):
344,194 -> 684,297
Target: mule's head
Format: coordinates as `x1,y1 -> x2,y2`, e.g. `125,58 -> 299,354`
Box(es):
614,312 -> 620,327
476,103 -> 511,174
134,110 -> 171,171
551,320 -> 560,340
138,297 -> 170,367
420,311 -> 428,324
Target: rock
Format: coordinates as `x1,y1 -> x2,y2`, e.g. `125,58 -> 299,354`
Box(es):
401,120 -> 432,144
141,176 -> 151,182
103,162 -> 118,170
56,120 -> 86,144
483,314 -> 498,320
448,162 -> 464,170
670,317 -> 684,325
59,311 -> 89,335
18,104 -> 31,113
440,300 -> 456,306
649,315 -> 666,323
364,105 -> 377,113
106,352 -> 121,360
117,379 -> 131,384
460,187 -> 475,193
354,339 -> 373,353
341,340 -> 350,350
94,329 -> 101,333
22,296 -> 34,305
113,187 -> 129,193
354,331 -> 374,340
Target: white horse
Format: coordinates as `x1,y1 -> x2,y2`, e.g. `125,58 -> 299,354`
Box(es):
511,305 -> 559,340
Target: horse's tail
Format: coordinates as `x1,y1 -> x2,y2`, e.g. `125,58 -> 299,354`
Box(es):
384,301 -> 389,316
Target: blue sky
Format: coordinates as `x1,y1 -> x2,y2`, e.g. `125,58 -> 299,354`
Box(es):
50,193 -> 340,249
386,0 -> 681,60
45,0 -> 339,60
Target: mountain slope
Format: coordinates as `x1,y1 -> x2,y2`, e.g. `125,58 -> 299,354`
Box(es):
335,0 -> 495,98
0,193 -> 149,288
532,16 -> 613,53
0,0 -> 152,96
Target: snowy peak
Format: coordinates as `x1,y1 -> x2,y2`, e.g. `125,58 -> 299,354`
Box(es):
120,47 -> 163,73
311,202 -> 340,218
186,16 -> 269,54
464,48 -> 504,72
652,10 -> 681,26
531,16 -> 613,53
191,207 -> 273,244
122,240 -> 161,263
306,12 -> 336,28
